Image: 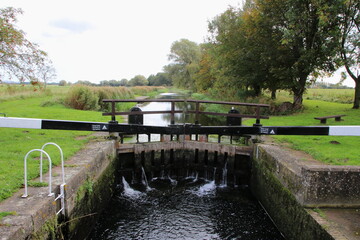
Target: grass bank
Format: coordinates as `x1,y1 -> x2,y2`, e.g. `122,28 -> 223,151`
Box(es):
252,100 -> 360,165
193,90 -> 360,165
0,85 -> 166,202
0,95 -> 110,201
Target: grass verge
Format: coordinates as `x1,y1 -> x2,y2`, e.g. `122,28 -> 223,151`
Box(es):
0,95 -> 110,202
250,100 -> 360,165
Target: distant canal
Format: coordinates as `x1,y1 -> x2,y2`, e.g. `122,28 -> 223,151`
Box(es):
126,92 -> 223,142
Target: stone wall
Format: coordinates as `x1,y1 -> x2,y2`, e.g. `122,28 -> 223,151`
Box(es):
251,143 -> 360,239
0,140 -> 117,240
254,144 -> 360,207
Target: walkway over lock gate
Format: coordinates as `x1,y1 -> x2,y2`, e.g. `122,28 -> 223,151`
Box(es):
0,98 -> 360,138
102,98 -> 270,125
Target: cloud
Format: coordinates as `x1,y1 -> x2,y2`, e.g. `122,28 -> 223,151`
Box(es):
50,18 -> 93,34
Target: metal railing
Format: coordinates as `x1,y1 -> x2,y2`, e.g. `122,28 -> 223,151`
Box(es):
22,143 -> 66,215
102,99 -> 270,125
23,149 -> 54,198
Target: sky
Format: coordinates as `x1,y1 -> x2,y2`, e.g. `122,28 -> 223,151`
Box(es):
0,0 -> 355,87
1,0 -> 242,84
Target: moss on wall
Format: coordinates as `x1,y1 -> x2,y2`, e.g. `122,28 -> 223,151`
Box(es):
64,154 -> 119,240
251,155 -> 333,240
31,216 -> 60,240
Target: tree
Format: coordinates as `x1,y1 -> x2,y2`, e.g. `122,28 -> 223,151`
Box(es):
338,0 -> 360,108
0,7 -> 51,84
37,60 -> 56,89
164,39 -> 201,90
128,75 -> 148,86
59,80 -> 67,86
119,78 -> 128,86
108,79 -> 120,86
75,80 -> 93,86
205,0 -> 341,106
207,4 -> 288,99
194,44 -> 217,92
148,72 -> 172,86
266,0 -> 341,106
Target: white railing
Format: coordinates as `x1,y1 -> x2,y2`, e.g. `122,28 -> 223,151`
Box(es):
22,149 -> 53,198
40,142 -> 65,184
22,143 -> 66,215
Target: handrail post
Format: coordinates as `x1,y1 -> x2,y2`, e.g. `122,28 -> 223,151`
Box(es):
170,101 -> 175,125
254,106 -> 262,126
111,101 -> 117,123
195,102 -> 200,125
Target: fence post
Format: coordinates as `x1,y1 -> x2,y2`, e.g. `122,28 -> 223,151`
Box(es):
171,101 -> 175,125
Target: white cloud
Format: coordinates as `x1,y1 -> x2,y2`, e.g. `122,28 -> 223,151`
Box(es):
1,0 -> 354,87
49,19 -> 93,34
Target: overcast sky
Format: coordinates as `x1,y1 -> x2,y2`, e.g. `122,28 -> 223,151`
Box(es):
1,0 -> 243,83
0,0 -> 355,87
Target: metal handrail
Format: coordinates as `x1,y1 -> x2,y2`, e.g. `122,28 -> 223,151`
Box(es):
22,149 -> 54,198
102,99 -> 270,125
40,142 -> 65,184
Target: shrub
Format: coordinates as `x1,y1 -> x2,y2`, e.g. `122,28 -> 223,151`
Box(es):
130,86 -> 165,95
96,87 -> 134,111
64,85 -> 99,110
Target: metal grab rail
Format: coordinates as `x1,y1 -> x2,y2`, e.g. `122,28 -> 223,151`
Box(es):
102,99 -> 270,125
22,149 -> 54,198
40,142 -> 66,215
40,142 -> 65,184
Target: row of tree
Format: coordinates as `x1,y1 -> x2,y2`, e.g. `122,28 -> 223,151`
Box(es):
162,0 -> 359,109
1,2 -> 359,108
66,73 -> 172,87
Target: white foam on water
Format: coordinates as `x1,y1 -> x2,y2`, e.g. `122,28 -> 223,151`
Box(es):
168,175 -> 178,186
219,162 -> 228,188
190,180 -> 216,197
122,177 -> 145,199
141,167 -> 153,191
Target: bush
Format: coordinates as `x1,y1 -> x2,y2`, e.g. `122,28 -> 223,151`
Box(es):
96,87 -> 134,111
64,85 -> 99,110
64,85 -> 137,111
130,86 -> 165,95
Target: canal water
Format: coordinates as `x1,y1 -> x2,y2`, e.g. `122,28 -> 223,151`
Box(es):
88,178 -> 284,240
87,93 -> 284,239
127,93 -> 224,143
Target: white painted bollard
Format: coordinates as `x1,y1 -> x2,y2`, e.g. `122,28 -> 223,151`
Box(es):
22,149 -> 54,198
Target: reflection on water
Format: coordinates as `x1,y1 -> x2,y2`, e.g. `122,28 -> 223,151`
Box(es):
88,178 -> 284,240
128,93 -> 224,143
137,92 -> 224,126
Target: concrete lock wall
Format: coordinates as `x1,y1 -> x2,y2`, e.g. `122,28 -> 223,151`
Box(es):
0,140 -> 117,240
251,143 -> 360,240
63,141 -> 118,240
4,138 -> 358,239
253,144 -> 360,207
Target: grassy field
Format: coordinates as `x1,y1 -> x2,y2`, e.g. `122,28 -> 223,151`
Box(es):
248,99 -> 360,165
0,95 -> 111,201
0,85 -> 170,202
